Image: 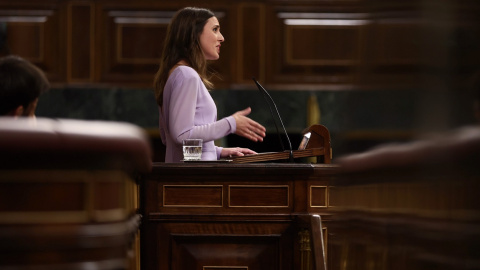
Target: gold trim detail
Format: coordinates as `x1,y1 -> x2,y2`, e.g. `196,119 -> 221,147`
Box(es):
299,229 -> 312,270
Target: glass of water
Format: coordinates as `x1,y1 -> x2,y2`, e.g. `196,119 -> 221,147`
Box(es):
182,139 -> 203,161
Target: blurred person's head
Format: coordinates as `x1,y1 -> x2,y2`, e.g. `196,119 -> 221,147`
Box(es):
0,55 -> 49,117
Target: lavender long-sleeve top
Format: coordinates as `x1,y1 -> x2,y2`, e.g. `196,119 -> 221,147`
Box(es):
158,66 -> 236,163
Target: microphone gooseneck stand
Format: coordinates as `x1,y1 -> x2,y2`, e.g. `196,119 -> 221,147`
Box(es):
253,78 -> 294,163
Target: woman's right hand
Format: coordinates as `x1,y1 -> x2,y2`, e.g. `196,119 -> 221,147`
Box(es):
232,107 -> 266,142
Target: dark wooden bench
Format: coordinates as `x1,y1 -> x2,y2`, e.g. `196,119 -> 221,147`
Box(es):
0,117 -> 152,270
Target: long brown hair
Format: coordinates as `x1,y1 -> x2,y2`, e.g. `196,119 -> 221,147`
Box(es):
154,7 -> 215,107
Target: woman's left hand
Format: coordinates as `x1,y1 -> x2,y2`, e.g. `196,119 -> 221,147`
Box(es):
221,147 -> 257,158
232,107 -> 266,142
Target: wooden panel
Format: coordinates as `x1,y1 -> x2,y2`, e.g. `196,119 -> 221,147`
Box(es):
118,24 -> 166,63
98,9 -> 172,85
229,185 -> 289,207
171,235 -> 280,270
371,20 -> 421,68
150,221 -> 295,270
68,2 -> 94,82
163,185 -> 223,207
93,181 -> 123,210
5,22 -> 43,60
2,0 -> 479,90
310,185 -> 328,208
0,181 -> 85,212
0,215 -> 140,269
0,170 -> 134,224
236,3 -> 265,84
111,11 -> 171,65
267,10 -> 367,85
0,7 -> 64,82
328,186 -> 338,208
97,5 -> 232,88
285,24 -> 362,66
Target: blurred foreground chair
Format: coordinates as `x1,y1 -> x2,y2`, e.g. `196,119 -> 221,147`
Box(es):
329,126 -> 480,270
0,117 -> 152,270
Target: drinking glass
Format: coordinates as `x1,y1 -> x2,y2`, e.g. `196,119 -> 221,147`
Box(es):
182,139 -> 203,161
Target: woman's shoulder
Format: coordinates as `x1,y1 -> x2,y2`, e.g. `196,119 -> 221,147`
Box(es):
166,65 -> 202,91
171,65 -> 200,80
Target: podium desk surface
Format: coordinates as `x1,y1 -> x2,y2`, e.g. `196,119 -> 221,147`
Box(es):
149,162 -> 339,176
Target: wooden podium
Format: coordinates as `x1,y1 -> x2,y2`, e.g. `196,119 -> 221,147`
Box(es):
230,124 -> 332,164
139,125 -> 336,270
140,162 -> 339,270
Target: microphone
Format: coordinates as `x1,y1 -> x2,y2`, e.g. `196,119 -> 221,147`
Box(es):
252,77 -> 294,162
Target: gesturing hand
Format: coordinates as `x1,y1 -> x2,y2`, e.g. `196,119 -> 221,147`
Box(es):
232,107 -> 266,142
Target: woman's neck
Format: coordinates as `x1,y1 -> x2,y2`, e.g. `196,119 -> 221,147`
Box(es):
169,60 -> 189,76
176,60 -> 188,66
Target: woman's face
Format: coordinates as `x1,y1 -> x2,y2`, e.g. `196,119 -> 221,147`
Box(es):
199,16 -> 224,60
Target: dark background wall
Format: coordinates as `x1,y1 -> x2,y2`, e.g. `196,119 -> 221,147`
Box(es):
34,85 -> 476,161
1,0 -> 479,161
